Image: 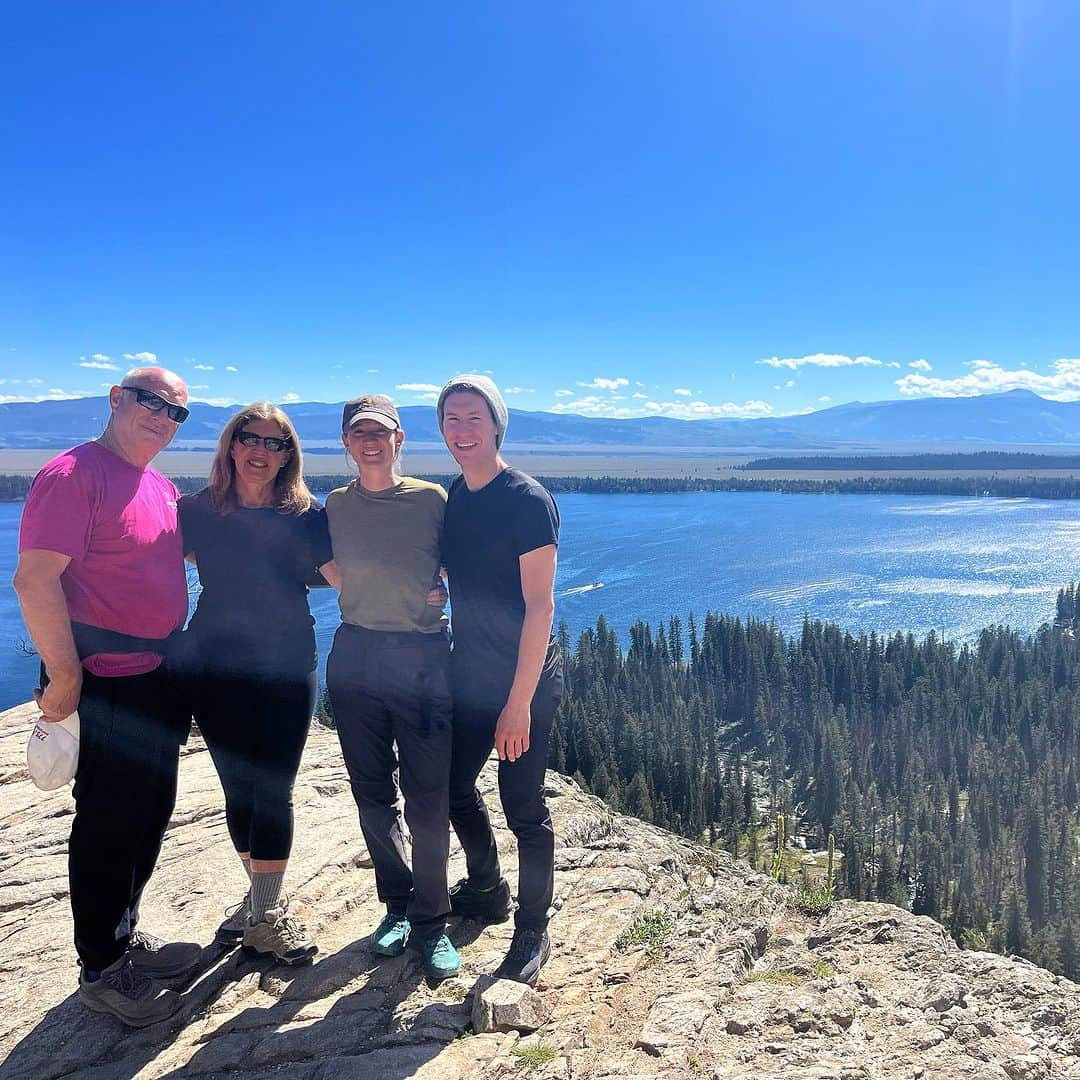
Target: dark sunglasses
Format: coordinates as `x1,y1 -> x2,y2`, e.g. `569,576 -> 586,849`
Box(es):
122,386 -> 190,423
235,430 -> 291,452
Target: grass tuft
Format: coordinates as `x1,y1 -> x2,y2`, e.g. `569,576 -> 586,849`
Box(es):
790,881 -> 833,916
614,910 -> 674,956
512,1043 -> 557,1070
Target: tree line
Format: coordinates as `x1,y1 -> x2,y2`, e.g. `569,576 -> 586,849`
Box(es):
10,471 -> 1080,501
549,597 -> 1080,981
742,451 -> 1080,471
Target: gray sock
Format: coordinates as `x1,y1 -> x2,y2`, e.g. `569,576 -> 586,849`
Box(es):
250,871 -> 285,923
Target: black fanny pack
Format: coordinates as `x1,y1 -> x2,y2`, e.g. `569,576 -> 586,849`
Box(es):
70,621 -> 182,661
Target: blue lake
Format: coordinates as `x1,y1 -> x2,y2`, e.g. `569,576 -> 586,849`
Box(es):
3,491 -> 1078,711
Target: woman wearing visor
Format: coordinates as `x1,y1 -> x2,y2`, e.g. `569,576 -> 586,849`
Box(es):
322,394 -> 460,981
178,402 -> 332,965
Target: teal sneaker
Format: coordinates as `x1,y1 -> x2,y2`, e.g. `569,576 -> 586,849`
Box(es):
420,933 -> 461,980
370,913 -> 410,957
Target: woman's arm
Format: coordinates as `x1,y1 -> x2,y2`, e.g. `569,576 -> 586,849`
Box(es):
317,559 -> 342,591
494,544 -> 557,763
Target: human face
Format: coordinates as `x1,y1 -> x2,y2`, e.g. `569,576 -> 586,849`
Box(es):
343,419 -> 402,482
108,369 -> 188,464
441,391 -> 499,467
230,417 -> 292,491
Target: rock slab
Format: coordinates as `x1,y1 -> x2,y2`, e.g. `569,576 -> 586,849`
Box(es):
1,699 -> 1078,1079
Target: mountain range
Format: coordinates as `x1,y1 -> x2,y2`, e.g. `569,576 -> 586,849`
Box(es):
1,389 -> 1079,452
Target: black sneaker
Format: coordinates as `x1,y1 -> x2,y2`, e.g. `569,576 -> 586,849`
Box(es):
493,927 -> 550,986
448,876 -> 512,923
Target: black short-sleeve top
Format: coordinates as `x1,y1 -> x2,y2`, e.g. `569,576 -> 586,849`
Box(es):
441,468 -> 559,706
178,488 -> 332,676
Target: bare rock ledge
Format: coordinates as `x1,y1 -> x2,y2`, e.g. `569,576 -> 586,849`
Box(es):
1,699 -> 1078,1079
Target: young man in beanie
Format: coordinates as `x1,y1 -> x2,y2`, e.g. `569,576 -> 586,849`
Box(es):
436,375 -> 563,986
14,367 -> 201,1026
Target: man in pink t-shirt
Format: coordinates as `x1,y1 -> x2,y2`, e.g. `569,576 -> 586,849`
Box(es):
14,366 -> 200,1028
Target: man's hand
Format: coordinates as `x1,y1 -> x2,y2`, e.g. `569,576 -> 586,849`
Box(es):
426,578 -> 448,608
34,666 -> 81,722
494,698 -> 531,762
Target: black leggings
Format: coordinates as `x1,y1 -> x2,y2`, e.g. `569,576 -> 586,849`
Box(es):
195,669 -> 316,862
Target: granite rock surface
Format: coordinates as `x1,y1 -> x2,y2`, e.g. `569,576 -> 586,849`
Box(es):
1,700 -> 1078,1079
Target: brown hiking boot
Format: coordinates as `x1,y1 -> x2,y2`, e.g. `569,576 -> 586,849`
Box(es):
242,906 -> 318,965
78,953 -> 183,1028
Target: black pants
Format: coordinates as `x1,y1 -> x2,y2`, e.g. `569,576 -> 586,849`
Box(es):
448,657 -> 564,931
195,668 -> 316,862
327,625 -> 453,940
70,667 -> 182,972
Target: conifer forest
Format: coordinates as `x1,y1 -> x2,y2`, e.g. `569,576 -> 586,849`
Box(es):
550,589 -> 1080,981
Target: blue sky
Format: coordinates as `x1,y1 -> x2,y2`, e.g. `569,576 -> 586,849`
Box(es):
3,2 -> 1080,420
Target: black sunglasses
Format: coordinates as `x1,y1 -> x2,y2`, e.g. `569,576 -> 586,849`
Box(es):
122,386 -> 190,424
235,431 -> 291,452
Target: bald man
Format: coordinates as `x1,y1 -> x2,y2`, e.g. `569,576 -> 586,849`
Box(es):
14,367 -> 200,1026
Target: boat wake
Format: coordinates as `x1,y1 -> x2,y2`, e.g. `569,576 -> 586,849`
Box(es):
561,582 -> 604,596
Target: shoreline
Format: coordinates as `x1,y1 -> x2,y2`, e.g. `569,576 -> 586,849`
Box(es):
8,471 -> 1080,502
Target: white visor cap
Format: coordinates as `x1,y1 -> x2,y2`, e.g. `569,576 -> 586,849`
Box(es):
26,711 -> 80,791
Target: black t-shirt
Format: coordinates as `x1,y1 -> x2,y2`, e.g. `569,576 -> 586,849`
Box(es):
442,468 -> 559,707
178,488 -> 332,676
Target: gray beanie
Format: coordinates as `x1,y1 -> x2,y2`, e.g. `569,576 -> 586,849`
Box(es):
436,374 -> 509,448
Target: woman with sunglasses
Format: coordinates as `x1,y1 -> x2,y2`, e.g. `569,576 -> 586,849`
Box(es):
178,402 -> 332,964
321,394 -> 460,981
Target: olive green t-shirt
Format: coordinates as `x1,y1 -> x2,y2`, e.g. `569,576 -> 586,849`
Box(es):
325,476 -> 448,634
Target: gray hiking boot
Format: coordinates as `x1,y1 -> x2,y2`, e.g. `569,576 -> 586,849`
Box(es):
79,953 -> 183,1028
216,894 -> 251,943
128,929 -> 202,979
242,906 -> 318,965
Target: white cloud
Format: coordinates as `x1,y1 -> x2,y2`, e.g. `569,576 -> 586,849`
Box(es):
577,377 -> 629,391
550,396 -> 641,418
189,384 -> 210,390
397,382 -> 441,393
225,365 -> 238,373
122,351 -> 157,363
0,387 -> 86,403
773,379 -> 797,390
189,395 -> 235,407
78,360 -> 120,371
281,392 -> 301,403
673,387 -> 692,397
193,363 -> 214,372
818,395 -> 832,402
503,386 -> 523,394
895,358 -> 1080,401
632,392 -> 647,399
644,399 -> 774,420
367,368 -> 380,374
758,352 -> 885,371
909,359 -> 932,372
551,395 -> 774,420
554,389 -> 573,397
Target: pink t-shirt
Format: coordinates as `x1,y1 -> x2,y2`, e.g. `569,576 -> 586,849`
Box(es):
19,441 -> 188,677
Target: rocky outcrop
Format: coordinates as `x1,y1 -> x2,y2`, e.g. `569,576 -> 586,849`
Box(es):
1,698 -> 1078,1079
